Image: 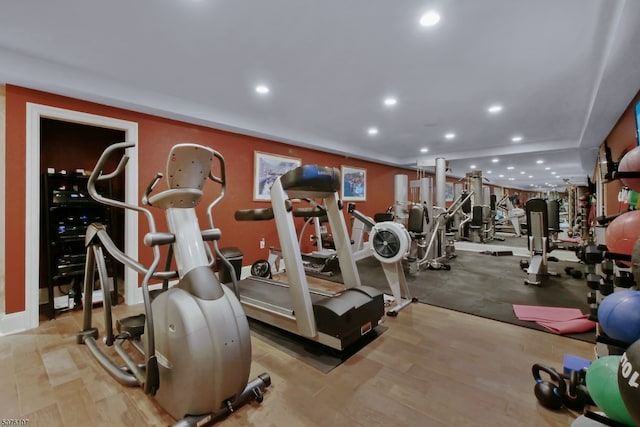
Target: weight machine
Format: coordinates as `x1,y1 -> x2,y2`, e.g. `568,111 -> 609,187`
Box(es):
403,158 -> 460,270
458,170 -> 504,243
522,198 -> 559,286
494,193 -> 525,237
415,191 -> 473,270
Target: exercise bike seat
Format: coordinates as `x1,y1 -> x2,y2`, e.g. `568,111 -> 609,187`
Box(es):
148,144 -> 215,209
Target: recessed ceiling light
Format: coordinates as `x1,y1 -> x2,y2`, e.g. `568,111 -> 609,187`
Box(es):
545,167 -> 551,170
499,174 -> 505,178
384,97 -> 397,106
508,178 -> 515,181
528,175 -> 533,178
507,166 -> 514,170
487,104 -> 503,114
520,171 -> 526,175
368,127 -> 379,135
444,132 -> 456,140
470,165 -> 477,169
492,158 -> 499,163
536,159 -> 544,164
511,135 -> 523,142
420,147 -> 429,153
419,11 -> 441,27
255,85 -> 270,95
487,170 -> 492,174
551,171 -> 557,175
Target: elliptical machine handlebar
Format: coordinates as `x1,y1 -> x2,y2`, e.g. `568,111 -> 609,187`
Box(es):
87,141 -> 159,234
86,141 -> 162,393
141,173 -> 164,207
205,149 -> 227,228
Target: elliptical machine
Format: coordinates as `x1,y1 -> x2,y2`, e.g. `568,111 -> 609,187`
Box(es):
77,142 -> 270,426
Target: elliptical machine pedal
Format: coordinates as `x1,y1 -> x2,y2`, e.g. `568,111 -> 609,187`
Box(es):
116,314 -> 145,339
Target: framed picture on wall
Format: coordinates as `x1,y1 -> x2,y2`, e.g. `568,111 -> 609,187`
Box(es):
254,151 -> 301,201
454,183 -> 463,199
341,166 -> 367,201
445,182 -> 454,202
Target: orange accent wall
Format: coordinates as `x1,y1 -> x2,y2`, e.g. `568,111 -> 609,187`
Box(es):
4,85 -> 416,313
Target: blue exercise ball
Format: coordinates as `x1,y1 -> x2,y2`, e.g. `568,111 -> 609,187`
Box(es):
619,339 -> 640,425
598,290 -> 640,344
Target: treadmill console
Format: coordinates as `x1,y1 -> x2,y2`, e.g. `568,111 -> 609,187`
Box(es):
281,165 -> 340,194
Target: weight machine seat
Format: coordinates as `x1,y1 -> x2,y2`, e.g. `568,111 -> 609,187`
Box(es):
460,193 -> 472,214
407,204 -> 427,235
374,213 -> 394,222
470,205 -> 484,229
525,198 -> 550,252
547,200 -> 561,234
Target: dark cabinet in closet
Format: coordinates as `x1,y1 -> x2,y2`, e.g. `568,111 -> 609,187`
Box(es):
40,172 -> 117,318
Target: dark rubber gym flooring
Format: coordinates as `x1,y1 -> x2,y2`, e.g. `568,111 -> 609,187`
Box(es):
352,241 -> 594,343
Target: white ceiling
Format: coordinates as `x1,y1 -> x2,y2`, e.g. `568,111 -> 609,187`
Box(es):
1,0 -> 639,191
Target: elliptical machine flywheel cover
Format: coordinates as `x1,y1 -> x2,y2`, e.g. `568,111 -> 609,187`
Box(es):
369,221 -> 410,264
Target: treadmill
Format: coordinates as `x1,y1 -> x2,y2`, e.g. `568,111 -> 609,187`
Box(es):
234,164 -> 384,351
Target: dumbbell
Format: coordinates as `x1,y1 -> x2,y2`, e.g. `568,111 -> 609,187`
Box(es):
586,273 -> 601,290
564,266 -> 583,279
615,271 -> 635,288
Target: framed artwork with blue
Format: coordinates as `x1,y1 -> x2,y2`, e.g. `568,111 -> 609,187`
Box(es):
254,151 -> 301,201
341,165 -> 366,201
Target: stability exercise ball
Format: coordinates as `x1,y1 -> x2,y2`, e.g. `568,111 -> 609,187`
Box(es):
619,146 -> 640,192
605,210 -> 640,259
598,290 -> 640,344
619,339 -> 640,425
586,356 -> 637,426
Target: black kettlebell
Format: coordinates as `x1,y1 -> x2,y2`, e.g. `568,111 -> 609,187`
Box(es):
563,369 -> 591,411
532,364 -> 566,410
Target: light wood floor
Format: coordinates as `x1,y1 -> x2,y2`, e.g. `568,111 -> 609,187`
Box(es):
0,301 -> 594,426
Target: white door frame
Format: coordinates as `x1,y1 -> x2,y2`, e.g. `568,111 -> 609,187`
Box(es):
21,103 -> 139,332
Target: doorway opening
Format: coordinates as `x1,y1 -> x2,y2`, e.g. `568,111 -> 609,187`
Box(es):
23,103 -> 138,331
39,118 -> 126,319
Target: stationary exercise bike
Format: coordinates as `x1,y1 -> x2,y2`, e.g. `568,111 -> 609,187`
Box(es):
77,142 -> 270,426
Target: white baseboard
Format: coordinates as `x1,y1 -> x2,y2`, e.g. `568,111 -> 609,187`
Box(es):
0,310 -> 33,336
